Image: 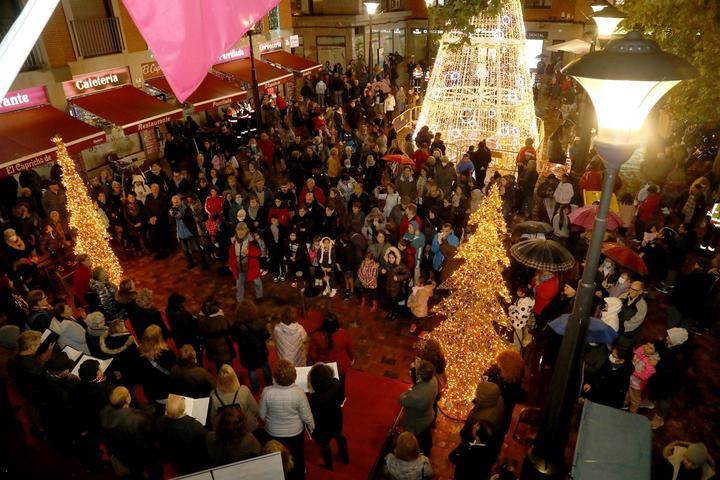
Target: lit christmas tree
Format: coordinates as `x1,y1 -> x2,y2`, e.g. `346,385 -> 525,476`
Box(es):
53,136 -> 123,285
415,0 -> 539,171
431,186 -> 511,418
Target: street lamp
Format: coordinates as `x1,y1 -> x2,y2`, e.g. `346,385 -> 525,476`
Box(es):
365,1 -> 380,83
247,29 -> 263,135
591,4 -> 626,40
589,0 -> 611,13
522,31 -> 696,480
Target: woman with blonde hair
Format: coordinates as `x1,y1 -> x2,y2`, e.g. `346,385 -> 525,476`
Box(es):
384,431 -> 433,480
137,324 -> 176,404
209,364 -> 259,431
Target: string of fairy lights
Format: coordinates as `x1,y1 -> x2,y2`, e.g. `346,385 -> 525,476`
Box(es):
430,186 -> 511,419
53,136 -> 123,286
414,0 -> 538,171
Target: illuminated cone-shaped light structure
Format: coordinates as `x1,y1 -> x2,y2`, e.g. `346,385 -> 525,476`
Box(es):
415,0 -> 538,171
53,136 -> 123,285
430,186 -> 511,418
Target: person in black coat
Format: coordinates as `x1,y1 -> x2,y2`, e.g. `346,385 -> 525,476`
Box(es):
582,346 -> 633,409
197,297 -> 235,370
648,328 -> 692,429
308,363 -> 349,470
137,325 -> 177,405
143,184 -> 171,258
264,216 -> 288,282
449,420 -> 499,480
128,288 -> 170,340
166,293 -> 200,358
484,350 -> 527,434
100,386 -> 162,478
71,359 -> 113,470
170,345 -> 216,399
157,394 -> 209,474
233,299 -> 272,392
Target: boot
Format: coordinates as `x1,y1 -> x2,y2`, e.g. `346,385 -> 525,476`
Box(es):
320,442 -> 334,470
337,436 -> 349,464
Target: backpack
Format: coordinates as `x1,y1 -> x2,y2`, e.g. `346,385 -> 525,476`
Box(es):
213,389 -> 241,414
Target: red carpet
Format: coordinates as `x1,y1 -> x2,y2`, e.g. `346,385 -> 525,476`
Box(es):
304,369 -> 408,479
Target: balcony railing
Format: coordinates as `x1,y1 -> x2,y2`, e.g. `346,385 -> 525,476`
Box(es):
70,16 -> 125,58
0,22 -> 45,71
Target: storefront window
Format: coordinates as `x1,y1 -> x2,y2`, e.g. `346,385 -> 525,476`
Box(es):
268,6 -> 280,31
393,30 -> 405,56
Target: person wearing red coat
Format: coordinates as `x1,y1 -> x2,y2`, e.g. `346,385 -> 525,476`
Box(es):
398,239 -> 416,273
73,254 -> 92,306
299,178 -> 326,206
204,186 -> 223,241
531,271 -> 559,318
267,197 -> 290,228
228,222 -> 263,302
308,313 -> 354,399
579,161 -> 603,194
635,185 -> 661,239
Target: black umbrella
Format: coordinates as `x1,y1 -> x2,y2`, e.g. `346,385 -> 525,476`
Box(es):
510,238 -> 575,272
511,221 -> 554,235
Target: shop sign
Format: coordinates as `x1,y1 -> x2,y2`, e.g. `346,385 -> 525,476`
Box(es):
141,61 -> 163,80
526,31 -> 548,40
259,38 -> 283,53
217,47 -> 250,63
0,86 -> 49,114
286,35 -> 300,48
135,115 -> 176,131
63,67 -> 130,98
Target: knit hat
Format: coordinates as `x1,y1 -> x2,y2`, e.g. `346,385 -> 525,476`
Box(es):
667,327 -> 689,347
472,381 -> 501,409
685,443 -> 708,466
0,325 -> 20,349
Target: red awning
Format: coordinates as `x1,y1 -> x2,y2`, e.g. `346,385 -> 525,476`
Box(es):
70,85 -> 183,134
213,58 -> 294,88
262,51 -> 322,76
146,74 -> 246,112
0,105 -> 106,178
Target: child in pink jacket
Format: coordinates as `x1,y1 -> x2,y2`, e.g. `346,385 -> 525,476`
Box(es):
625,342 -> 660,413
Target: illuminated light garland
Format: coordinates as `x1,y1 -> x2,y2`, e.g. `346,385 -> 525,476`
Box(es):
430,186 -> 511,418
415,0 -> 538,172
53,136 -> 123,285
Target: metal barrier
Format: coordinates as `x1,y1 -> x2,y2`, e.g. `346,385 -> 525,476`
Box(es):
70,17 -> 125,58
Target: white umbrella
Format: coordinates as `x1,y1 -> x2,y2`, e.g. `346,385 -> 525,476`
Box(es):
546,39 -> 592,55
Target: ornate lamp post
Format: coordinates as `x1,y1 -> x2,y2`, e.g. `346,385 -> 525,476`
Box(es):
522,31 -> 697,479
589,0 -> 611,13
365,2 -> 380,83
592,4 -> 626,42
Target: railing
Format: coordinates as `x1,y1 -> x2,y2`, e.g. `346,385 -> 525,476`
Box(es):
70,17 -> 124,58
0,22 -> 45,71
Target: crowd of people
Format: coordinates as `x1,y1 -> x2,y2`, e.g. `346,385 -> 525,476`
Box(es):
0,56 -> 718,480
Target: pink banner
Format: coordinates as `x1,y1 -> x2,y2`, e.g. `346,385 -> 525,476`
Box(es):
0,86 -> 49,113
122,0 -> 280,103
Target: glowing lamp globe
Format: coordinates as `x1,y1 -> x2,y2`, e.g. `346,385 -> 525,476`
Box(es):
590,0 -> 611,13
364,2 -> 380,15
591,4 -> 625,39
562,31 -> 697,152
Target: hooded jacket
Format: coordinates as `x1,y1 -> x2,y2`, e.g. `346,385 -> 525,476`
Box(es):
273,322 -> 308,367
600,297 -> 622,332
197,310 -> 235,365
466,381 -> 505,434
384,246 -> 410,298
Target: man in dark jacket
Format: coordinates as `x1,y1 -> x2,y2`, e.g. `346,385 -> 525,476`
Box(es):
144,184 -> 171,259
399,360 -> 438,456
71,359 -> 113,470
157,394 -> 209,474
100,386 -> 161,478
471,141 -> 492,189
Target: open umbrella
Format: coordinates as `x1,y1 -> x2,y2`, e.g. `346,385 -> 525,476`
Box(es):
510,239 -> 575,272
601,242 -> 648,275
511,221 -> 553,235
382,154 -> 414,166
569,205 -> 624,231
549,314 -> 618,344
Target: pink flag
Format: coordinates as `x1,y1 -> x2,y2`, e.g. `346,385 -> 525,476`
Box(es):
122,0 -> 280,102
